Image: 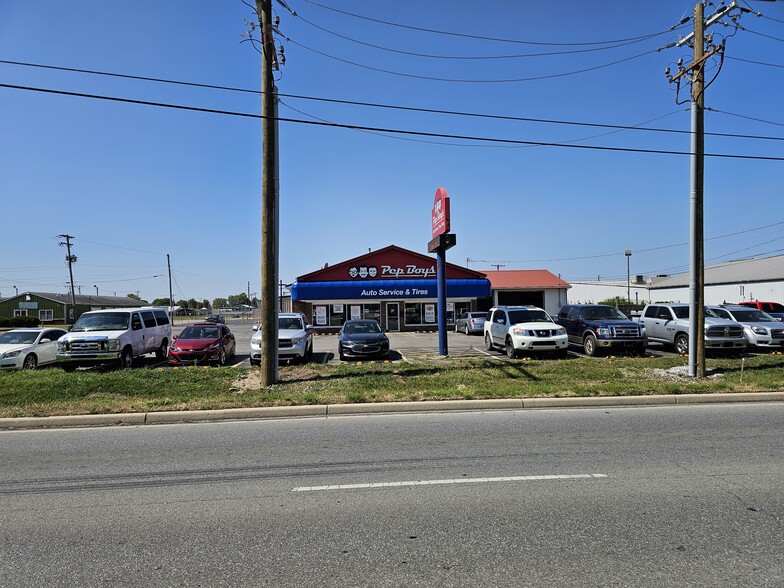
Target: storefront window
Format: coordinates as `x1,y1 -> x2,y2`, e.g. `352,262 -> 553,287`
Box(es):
363,304 -> 380,323
330,304 -> 345,327
404,303 -> 422,326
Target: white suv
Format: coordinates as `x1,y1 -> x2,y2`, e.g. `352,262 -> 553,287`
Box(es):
250,312 -> 313,365
484,306 -> 568,359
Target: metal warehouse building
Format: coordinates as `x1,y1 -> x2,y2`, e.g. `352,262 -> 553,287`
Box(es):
649,254 -> 784,305
0,292 -> 148,324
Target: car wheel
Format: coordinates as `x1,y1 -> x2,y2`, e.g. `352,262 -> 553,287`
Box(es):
505,337 -> 518,359
675,333 -> 689,355
583,334 -> 598,357
250,359 -> 260,366
118,348 -> 133,369
217,350 -> 226,366
464,324 -> 470,335
485,333 -> 495,351
454,323 -> 459,333
61,363 -> 77,372
155,339 -> 168,359
22,354 -> 38,370
339,353 -> 346,362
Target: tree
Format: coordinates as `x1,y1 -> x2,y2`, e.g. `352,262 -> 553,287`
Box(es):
227,293 -> 251,308
176,299 -> 189,309
201,299 -> 210,309
212,297 -> 228,309
127,293 -> 141,301
187,298 -> 198,310
152,298 -> 171,307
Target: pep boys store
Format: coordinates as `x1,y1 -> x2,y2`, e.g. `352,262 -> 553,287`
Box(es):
290,245 -> 491,332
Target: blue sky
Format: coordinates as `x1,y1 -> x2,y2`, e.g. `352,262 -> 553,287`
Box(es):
1,0 -> 782,303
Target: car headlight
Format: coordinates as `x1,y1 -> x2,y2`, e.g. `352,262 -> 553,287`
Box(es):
555,327 -> 566,335
752,327 -> 767,335
291,336 -> 304,345
1,350 -> 22,359
170,345 -> 181,352
511,328 -> 527,336
107,340 -> 121,351
595,327 -> 611,337
208,342 -> 222,350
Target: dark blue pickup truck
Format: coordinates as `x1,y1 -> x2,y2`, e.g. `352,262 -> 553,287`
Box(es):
554,304 -> 647,356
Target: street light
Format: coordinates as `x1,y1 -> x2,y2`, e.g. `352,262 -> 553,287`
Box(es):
94,285 -> 98,296
625,250 -> 632,303
14,285 -> 18,296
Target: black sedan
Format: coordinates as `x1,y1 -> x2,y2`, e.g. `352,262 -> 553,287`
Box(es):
338,320 -> 390,361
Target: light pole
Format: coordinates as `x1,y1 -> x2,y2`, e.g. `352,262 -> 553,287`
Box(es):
14,285 -> 18,296
625,250 -> 632,303
94,285 -> 98,296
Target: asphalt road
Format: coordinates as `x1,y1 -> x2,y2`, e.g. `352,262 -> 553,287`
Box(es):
2,403 -> 783,586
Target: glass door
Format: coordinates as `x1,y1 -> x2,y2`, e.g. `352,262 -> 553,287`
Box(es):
386,303 -> 400,332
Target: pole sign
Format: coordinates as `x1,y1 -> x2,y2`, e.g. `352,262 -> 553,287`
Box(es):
431,187 -> 450,239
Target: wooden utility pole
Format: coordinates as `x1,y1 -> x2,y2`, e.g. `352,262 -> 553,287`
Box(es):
256,0 -> 278,385
58,234 -> 77,324
691,2 -> 706,378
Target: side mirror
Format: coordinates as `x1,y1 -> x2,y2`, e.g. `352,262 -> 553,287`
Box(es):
305,325 -> 313,331
39,338 -> 51,344
252,325 -> 259,331
172,335 -> 178,340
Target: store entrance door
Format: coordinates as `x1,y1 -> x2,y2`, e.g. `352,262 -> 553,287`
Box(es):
386,303 -> 400,332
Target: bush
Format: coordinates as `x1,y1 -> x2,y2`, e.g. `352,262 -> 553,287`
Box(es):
0,316 -> 40,328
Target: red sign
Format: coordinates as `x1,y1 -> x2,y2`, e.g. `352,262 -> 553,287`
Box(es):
431,187 -> 450,239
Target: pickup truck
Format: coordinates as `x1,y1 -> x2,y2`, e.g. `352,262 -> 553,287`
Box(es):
637,303 -> 747,354
554,304 -> 646,356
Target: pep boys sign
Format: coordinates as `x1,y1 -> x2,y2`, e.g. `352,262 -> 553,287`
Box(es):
348,264 -> 436,279
431,187 -> 450,239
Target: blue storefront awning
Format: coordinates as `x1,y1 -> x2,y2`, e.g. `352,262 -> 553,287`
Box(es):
292,279 -> 491,301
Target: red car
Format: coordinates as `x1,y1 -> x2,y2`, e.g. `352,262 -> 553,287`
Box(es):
168,323 -> 236,366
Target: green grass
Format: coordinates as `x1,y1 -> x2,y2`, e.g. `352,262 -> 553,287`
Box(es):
1,354 -> 783,418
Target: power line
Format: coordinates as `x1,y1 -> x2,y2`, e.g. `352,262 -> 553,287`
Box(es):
283,36 -> 662,83
726,55 -> 784,69
707,107 -> 784,128
3,59 -> 783,141
3,82 -> 784,161
292,12 -> 672,60
299,0 -> 687,47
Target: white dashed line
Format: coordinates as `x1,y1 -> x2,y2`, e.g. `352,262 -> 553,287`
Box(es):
292,473 -> 607,492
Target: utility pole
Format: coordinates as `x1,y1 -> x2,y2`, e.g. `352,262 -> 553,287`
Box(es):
625,250 -> 632,303
255,0 -> 279,385
58,234 -> 77,324
668,2 -> 738,377
167,254 -> 174,319
491,264 -> 505,271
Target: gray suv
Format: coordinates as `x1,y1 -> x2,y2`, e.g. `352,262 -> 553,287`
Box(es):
638,303 -> 746,354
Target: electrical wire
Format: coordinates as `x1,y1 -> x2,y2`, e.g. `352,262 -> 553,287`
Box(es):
292,12 -> 673,60
737,25 -> 784,43
299,0 -> 687,47
707,108 -> 784,128
726,55 -> 784,69
284,36 -> 662,83
3,82 -> 784,161
3,59 -> 783,142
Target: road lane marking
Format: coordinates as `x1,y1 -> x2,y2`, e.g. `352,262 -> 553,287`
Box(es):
292,473 -> 607,492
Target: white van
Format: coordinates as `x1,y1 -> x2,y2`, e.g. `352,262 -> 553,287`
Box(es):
57,307 -> 172,371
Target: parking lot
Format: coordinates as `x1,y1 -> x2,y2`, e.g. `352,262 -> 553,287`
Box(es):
158,318 -> 726,369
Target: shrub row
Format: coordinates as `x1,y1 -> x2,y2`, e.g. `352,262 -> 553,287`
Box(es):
0,316 -> 40,327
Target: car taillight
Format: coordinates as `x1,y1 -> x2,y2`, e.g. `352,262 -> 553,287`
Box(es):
470,319 -> 475,325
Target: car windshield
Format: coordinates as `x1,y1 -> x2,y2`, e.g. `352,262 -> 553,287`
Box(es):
180,326 -> 220,339
508,309 -> 552,324
0,332 -> 38,345
581,306 -> 628,320
70,312 -> 129,331
343,322 -> 382,334
279,317 -> 304,330
731,309 -> 777,323
469,313 -> 486,319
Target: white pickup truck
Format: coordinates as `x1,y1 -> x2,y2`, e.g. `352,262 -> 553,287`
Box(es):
637,303 -> 746,354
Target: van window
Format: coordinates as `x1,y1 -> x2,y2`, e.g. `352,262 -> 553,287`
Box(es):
153,310 -> 170,326
141,311 -> 157,328
131,314 -> 143,331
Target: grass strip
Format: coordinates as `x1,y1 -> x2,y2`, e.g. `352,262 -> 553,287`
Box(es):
1,354 -> 783,418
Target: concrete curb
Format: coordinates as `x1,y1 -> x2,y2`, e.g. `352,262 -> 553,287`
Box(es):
1,392 -> 783,430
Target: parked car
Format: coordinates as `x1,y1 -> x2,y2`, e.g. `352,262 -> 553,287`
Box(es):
0,328 -> 68,370
250,312 -> 313,365
454,311 -> 487,335
204,314 -> 226,324
554,304 -> 647,356
638,303 -> 746,354
168,323 -> 236,366
57,307 -> 172,370
711,305 -> 784,349
484,305 -> 568,359
338,319 -> 390,361
735,301 -> 784,321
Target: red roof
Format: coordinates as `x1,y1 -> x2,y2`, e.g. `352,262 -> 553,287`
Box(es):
483,270 -> 571,290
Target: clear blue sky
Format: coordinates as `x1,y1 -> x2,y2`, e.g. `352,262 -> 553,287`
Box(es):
1,0 -> 783,304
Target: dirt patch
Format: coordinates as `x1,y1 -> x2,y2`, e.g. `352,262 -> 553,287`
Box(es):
645,365 -> 724,382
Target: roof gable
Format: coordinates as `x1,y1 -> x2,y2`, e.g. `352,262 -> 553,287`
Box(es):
483,270 -> 571,289
297,245 -> 486,282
